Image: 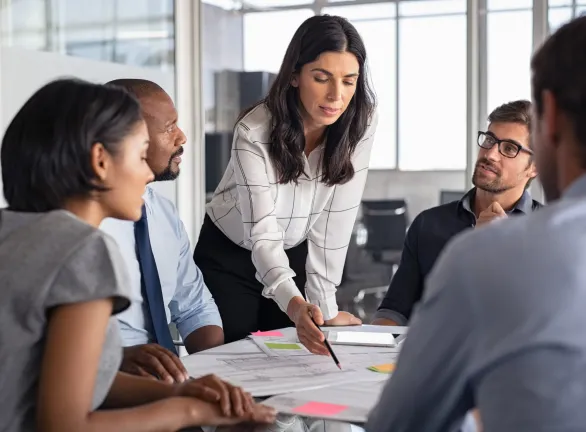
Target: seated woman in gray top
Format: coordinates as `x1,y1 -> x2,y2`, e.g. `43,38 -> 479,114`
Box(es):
0,78 -> 275,432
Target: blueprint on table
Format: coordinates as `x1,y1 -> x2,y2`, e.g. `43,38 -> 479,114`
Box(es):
181,351 -> 398,397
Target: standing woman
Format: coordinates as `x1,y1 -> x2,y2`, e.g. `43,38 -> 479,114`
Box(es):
194,14 -> 378,353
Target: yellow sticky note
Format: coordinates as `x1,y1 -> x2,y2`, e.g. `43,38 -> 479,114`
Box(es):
368,363 -> 395,374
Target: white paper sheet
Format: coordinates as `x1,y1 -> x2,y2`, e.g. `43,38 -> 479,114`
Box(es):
320,325 -> 409,335
329,344 -> 400,355
263,379 -> 388,424
326,331 -> 396,347
181,351 -> 398,397
249,329 -> 402,354
250,335 -> 313,357
260,325 -> 409,339
195,339 -> 264,356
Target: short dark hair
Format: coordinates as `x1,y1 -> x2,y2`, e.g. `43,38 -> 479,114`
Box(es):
106,78 -> 165,101
1,78 -> 143,212
488,100 -> 532,136
238,14 -> 376,186
532,15 -> 586,164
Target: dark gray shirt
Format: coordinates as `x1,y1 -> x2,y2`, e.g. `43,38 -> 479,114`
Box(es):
0,210 -> 130,432
375,189 -> 541,325
367,174 -> 586,432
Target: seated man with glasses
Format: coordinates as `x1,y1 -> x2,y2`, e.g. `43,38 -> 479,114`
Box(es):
373,100 -> 542,327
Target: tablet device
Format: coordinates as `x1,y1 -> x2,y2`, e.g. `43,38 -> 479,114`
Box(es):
325,330 -> 396,347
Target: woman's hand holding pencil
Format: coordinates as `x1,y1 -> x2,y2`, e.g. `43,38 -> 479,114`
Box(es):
287,297 -> 361,356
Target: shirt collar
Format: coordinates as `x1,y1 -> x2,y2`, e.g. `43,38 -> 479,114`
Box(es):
141,186 -> 155,218
143,185 -> 154,199
563,174 -> 586,200
458,187 -> 533,216
512,189 -> 534,214
459,189 -> 475,215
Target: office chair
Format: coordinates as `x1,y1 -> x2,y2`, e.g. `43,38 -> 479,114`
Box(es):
361,199 -> 408,264
339,200 -> 408,320
440,190 -> 466,205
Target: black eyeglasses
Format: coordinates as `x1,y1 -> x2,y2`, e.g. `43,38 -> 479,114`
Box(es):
477,131 -> 534,159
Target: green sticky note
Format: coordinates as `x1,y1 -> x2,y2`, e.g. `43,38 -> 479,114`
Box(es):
265,342 -> 303,350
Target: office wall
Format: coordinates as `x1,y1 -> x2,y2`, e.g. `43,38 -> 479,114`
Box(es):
0,46 -> 176,207
363,170 -> 467,221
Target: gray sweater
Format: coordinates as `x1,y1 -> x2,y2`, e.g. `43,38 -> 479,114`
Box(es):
368,174 -> 586,432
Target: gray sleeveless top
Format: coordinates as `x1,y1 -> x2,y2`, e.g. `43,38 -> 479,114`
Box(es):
0,210 -> 131,431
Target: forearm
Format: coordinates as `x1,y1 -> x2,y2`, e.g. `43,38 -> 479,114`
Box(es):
372,308 -> 408,326
272,280 -> 305,317
87,398 -> 192,432
305,260 -> 344,321
184,325 -> 224,354
42,397 -> 193,432
372,317 -> 400,326
101,372 -> 176,409
281,277 -> 339,322
376,268 -> 421,324
304,274 -> 339,321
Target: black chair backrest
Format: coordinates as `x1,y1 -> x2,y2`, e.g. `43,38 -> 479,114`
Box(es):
440,190 -> 466,205
361,199 -> 408,254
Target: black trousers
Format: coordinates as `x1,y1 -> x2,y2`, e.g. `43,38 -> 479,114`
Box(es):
193,215 -> 307,343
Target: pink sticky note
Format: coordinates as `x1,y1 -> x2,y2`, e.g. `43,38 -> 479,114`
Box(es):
292,401 -> 348,417
251,330 -> 284,337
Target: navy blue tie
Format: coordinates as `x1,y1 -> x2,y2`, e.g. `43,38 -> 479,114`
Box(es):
134,205 -> 176,354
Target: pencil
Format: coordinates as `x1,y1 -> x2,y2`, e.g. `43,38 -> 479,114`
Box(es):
311,317 -> 342,370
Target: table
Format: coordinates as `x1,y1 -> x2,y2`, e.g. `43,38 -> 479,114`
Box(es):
183,326 -> 407,432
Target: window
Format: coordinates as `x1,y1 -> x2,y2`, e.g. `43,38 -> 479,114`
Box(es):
202,0 -> 240,9
243,0 -> 313,7
243,9 -> 314,73
239,0 -> 554,172
1,0 -> 47,50
399,0 -> 465,16
548,0 -> 586,33
487,0 -> 531,11
323,4 -> 396,169
323,4 -> 395,20
549,6 -> 573,32
354,19 -> 396,169
486,8 -> 532,117
1,0 -> 174,69
549,0 -> 572,5
398,3 -> 467,170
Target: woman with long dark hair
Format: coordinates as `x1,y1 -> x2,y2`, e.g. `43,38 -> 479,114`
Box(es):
0,78 -> 275,431
194,15 -> 378,353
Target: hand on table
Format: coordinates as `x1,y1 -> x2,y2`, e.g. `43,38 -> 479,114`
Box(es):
121,343 -> 188,384
181,397 -> 276,427
177,374 -> 255,418
287,297 -> 361,355
476,202 -> 507,228
176,375 -> 276,427
324,311 -> 362,327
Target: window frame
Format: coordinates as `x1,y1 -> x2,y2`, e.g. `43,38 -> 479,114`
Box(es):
236,0 -> 555,176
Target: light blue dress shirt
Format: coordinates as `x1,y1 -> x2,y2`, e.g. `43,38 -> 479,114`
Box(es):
367,174 -> 586,432
101,186 -> 222,346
